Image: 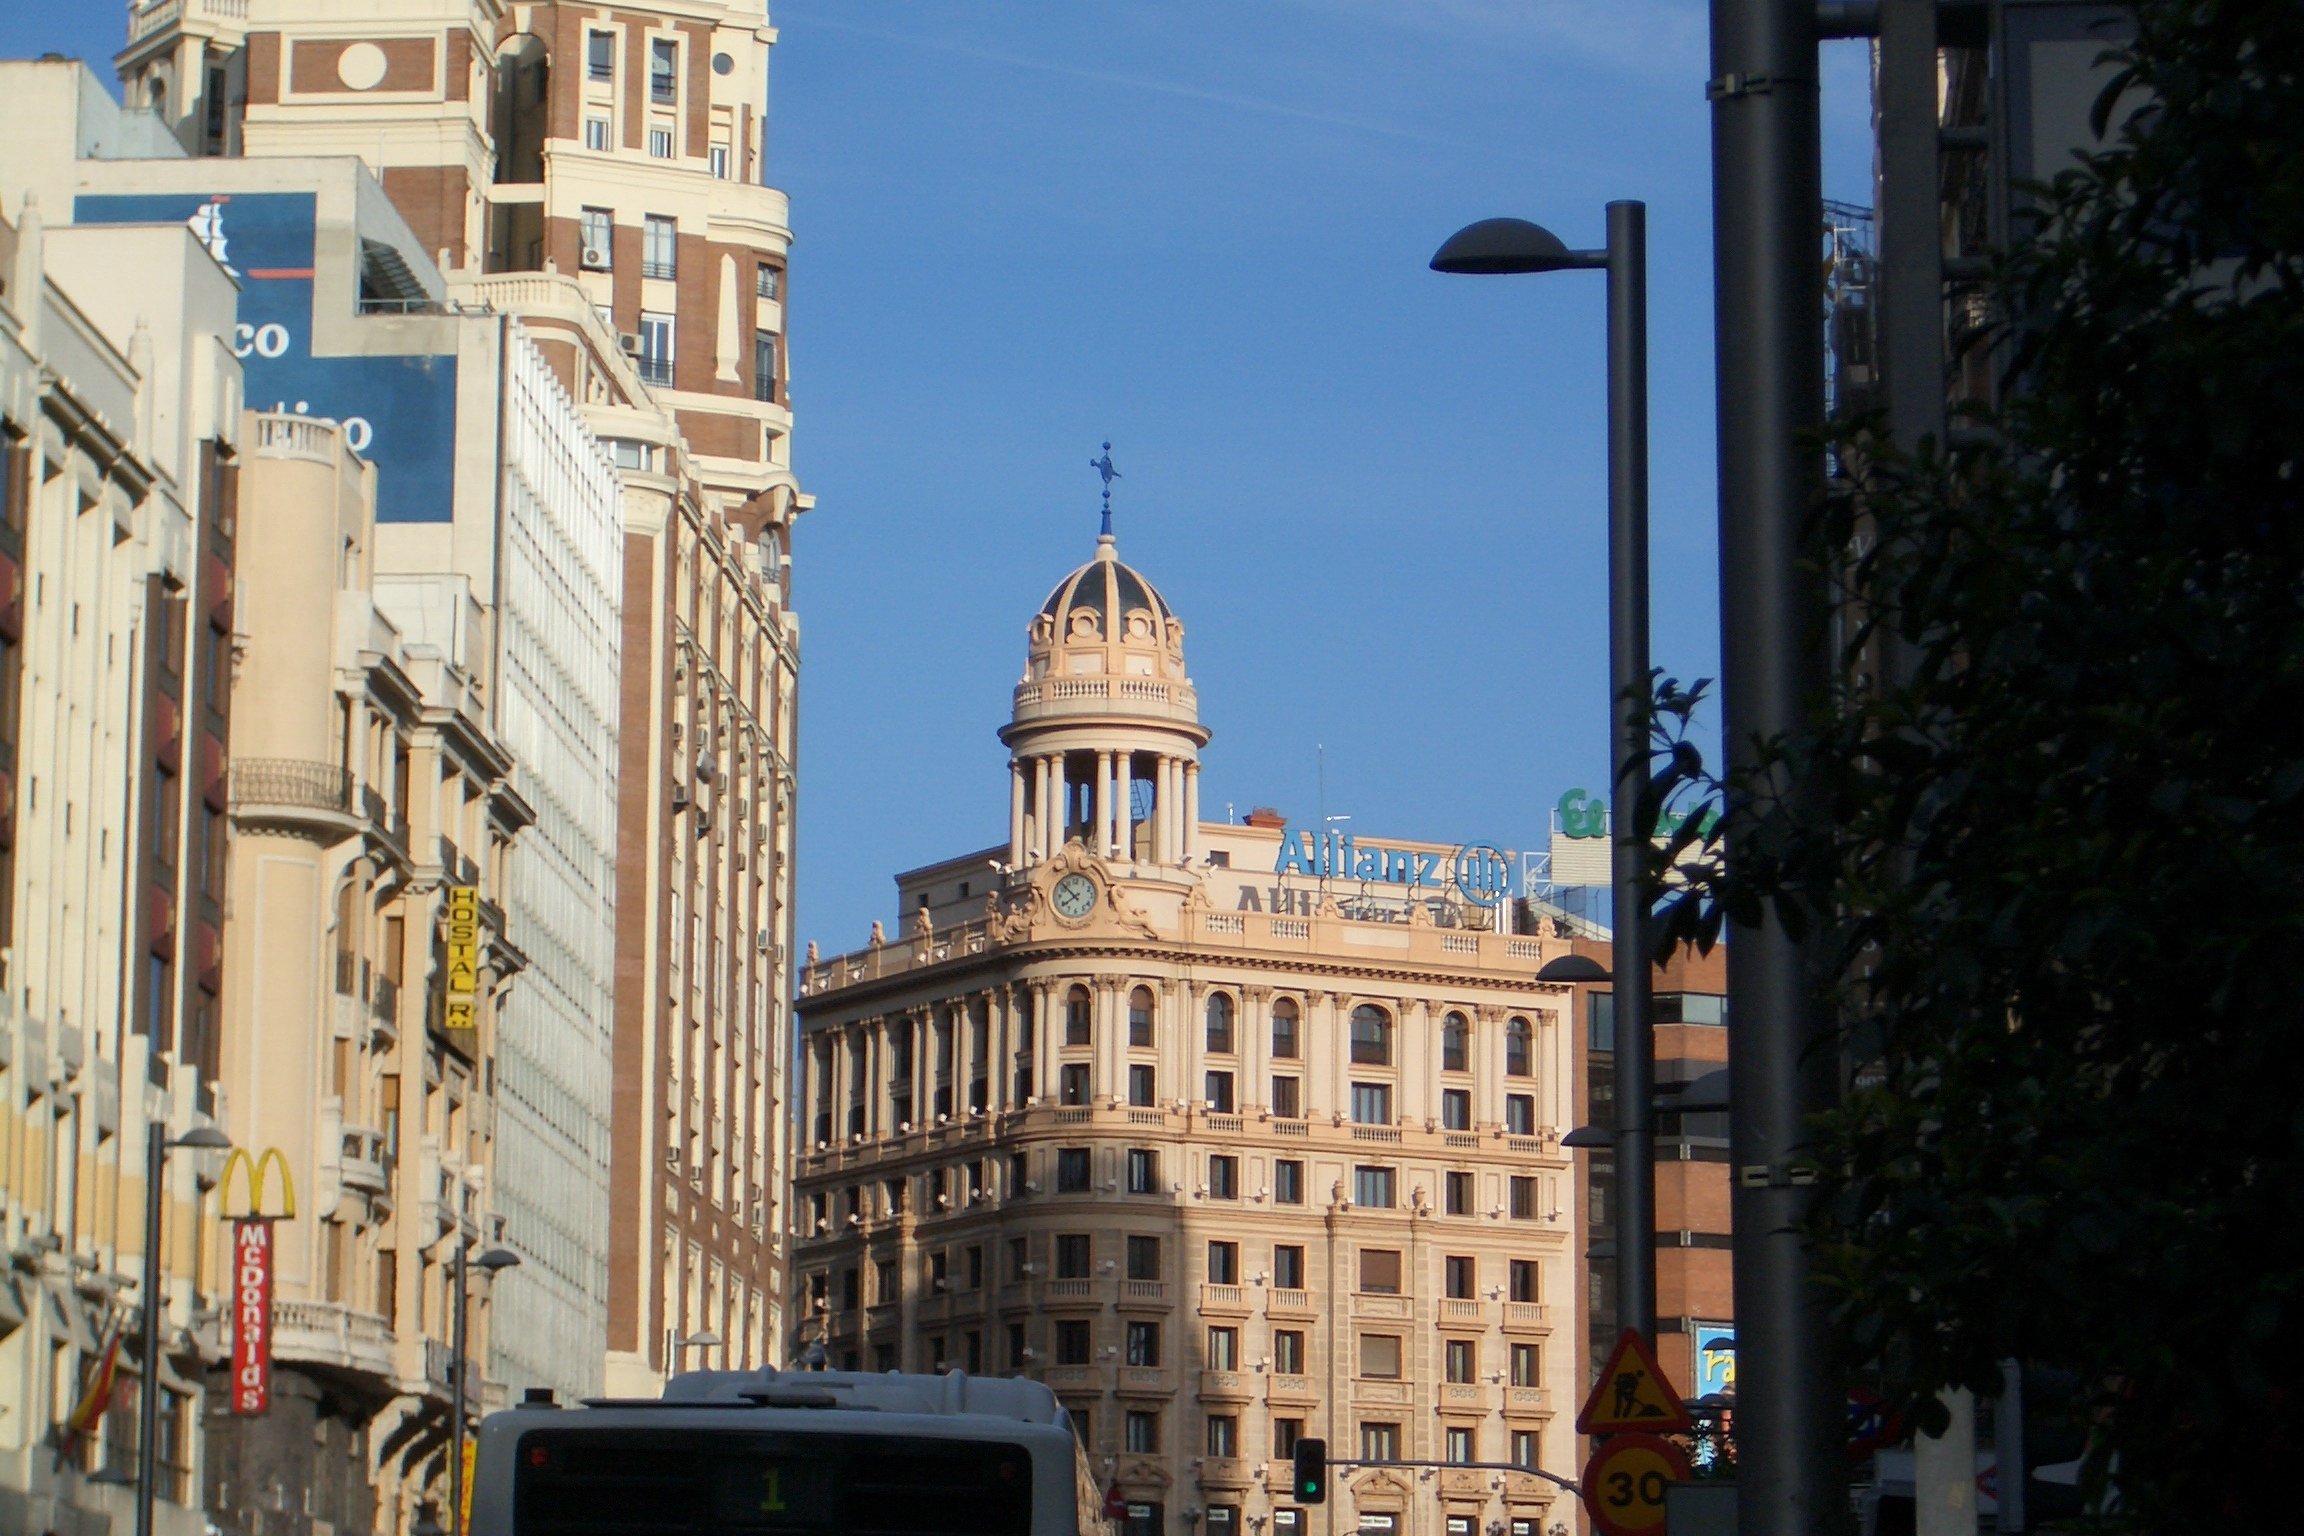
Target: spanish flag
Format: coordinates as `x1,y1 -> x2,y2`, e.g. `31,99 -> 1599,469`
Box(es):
65,1326 -> 123,1437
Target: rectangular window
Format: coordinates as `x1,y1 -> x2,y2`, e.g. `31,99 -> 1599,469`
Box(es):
1360,1334 -> 1402,1379
579,207 -> 613,268
1445,1170 -> 1473,1215
1128,995 -> 1154,1047
1350,1082 -> 1392,1125
1207,1240 -> 1238,1284
965,1245 -> 984,1290
1270,1075 -> 1300,1119
1509,1259 -> 1539,1303
1207,1154 -> 1238,1200
650,38 -> 678,102
587,30 -> 614,81
1445,1426 -> 1475,1464
1206,1414 -> 1238,1457
1274,1159 -> 1304,1206
1444,1338 -> 1475,1384
1510,1175 -> 1538,1219
1511,1342 -> 1540,1387
753,331 -> 779,404
1056,1147 -> 1090,1193
1126,1410 -> 1160,1454
1358,1248 -> 1402,1295
1126,1320 -> 1161,1367
1359,1422 -> 1399,1461
1128,1063 -> 1157,1107
1056,1233 -> 1091,1278
1273,1245 -> 1305,1290
1126,1235 -> 1160,1281
1273,1330 -> 1305,1375
928,1252 -> 948,1294
1353,1165 -> 1395,1210
584,117 -> 610,151
1056,1319 -> 1091,1365
1208,1326 -> 1238,1370
1204,1070 -> 1235,1112
875,1258 -> 897,1300
1655,992 -> 1729,1025
1511,1430 -> 1539,1468
710,144 -> 730,179
1060,1063 -> 1091,1105
965,1331 -> 983,1372
1008,1321 -> 1027,1367
757,264 -> 782,300
1209,1509 -> 1238,1536
1127,1148 -> 1158,1194
648,125 -> 673,158
637,310 -> 675,386
1273,1418 -> 1304,1458
642,215 -> 677,279
1441,1087 -> 1471,1130
1445,1255 -> 1475,1299
1065,993 -> 1091,1045
1505,1093 -> 1535,1135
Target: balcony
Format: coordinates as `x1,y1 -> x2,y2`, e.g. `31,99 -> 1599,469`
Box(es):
270,1299 -> 393,1381
424,1337 -> 483,1403
1438,1469 -> 1489,1499
1438,1382 -> 1490,1411
1267,1289 -> 1315,1318
1045,1364 -> 1096,1391
231,758 -> 358,838
1198,1370 -> 1252,1402
1198,1283 -> 1250,1316
339,1127 -> 389,1195
1266,1373 -> 1317,1405
1501,1303 -> 1552,1333
1116,1280 -> 1169,1309
1353,1292 -> 1412,1321
1503,1387 -> 1552,1415
1042,1278 -> 1093,1303
1117,1366 -> 1172,1394
1438,1298 -> 1486,1324
1501,1473 -> 1557,1503
1197,1457 -> 1251,1488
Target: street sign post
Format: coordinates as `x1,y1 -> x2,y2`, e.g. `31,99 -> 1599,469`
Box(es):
1582,1433 -> 1692,1536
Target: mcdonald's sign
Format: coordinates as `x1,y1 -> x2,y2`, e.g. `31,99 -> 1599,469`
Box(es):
231,1219 -> 274,1415
218,1147 -> 297,1220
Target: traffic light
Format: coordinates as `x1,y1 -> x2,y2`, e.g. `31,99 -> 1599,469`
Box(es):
1292,1438 -> 1327,1504
2011,1363 -> 2091,1529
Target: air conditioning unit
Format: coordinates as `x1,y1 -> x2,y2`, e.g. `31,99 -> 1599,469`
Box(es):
618,331 -> 642,356
583,245 -> 612,270
1022,1181 -> 1041,1194
756,929 -> 774,953
1020,1262 -> 1043,1276
935,1194 -> 951,1209
1019,1347 -> 1040,1361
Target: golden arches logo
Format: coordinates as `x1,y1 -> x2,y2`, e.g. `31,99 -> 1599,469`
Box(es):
219,1147 -> 297,1220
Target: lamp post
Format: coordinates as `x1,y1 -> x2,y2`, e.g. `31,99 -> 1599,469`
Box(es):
137,1122 -> 229,1536
672,1329 -> 723,1368
449,1247 -> 520,1536
1440,205 -> 1656,1346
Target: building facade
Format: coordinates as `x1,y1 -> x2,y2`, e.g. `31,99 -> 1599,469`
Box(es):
795,530 -> 1591,1536
108,0 -> 808,1392
0,180 -> 241,1536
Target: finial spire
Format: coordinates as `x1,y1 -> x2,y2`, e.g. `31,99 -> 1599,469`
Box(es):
1089,441 -> 1121,537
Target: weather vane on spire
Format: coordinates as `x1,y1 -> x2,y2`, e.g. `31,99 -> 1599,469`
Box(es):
1090,441 -> 1121,537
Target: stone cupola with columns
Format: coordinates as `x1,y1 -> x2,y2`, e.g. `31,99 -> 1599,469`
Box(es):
1001,531 -> 1208,872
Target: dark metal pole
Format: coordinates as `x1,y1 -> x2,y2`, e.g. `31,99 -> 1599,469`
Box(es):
451,1243 -> 468,1536
136,1130 -> 164,1536
1708,1 -> 1846,1532
1604,199 -> 1657,1347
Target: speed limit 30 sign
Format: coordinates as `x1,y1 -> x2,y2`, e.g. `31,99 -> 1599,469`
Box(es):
1581,1433 -> 1692,1536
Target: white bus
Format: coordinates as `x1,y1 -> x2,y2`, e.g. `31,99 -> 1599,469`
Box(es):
469,1368 -> 1108,1536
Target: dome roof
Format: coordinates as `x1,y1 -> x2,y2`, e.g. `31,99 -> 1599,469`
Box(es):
1008,533 -> 1204,742
1036,534 -> 1178,643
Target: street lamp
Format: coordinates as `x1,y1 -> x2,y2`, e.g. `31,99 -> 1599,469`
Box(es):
449,1246 -> 520,1536
1441,203 -> 1658,1346
137,1122 -> 229,1536
673,1329 -> 723,1366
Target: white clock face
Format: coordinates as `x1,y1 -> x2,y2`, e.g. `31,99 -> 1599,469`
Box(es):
1052,873 -> 1098,920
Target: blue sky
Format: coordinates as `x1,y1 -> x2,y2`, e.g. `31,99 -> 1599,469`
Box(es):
4,2 -> 1877,962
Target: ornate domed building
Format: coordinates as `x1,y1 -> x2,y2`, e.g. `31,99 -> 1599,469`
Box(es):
794,507 -> 1599,1536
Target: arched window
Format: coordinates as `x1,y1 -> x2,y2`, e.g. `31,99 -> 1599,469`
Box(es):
1442,1012 -> 1470,1073
1505,1017 -> 1532,1078
1206,993 -> 1235,1054
1350,1005 -> 1393,1067
1270,998 -> 1300,1060
1129,987 -> 1155,1048
1064,985 -> 1092,1046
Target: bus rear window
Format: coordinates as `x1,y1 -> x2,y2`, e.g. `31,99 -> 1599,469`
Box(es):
512,1429 -> 1036,1536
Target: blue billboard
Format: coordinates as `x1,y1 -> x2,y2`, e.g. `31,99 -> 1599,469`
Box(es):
74,191 -> 459,523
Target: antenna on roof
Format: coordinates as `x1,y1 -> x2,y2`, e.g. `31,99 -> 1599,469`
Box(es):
1090,441 -> 1121,537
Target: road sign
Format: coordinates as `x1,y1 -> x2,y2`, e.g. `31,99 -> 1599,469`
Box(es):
1846,1386 -> 1902,1456
1578,1328 -> 1694,1435
1582,1432 -> 1691,1536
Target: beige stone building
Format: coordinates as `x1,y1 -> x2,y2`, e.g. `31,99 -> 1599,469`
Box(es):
109,0 -> 806,1397
795,530 -> 1589,1536
0,183 -> 241,1536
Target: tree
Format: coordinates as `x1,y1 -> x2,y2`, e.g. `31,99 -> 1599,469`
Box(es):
1644,4 -> 2304,1527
